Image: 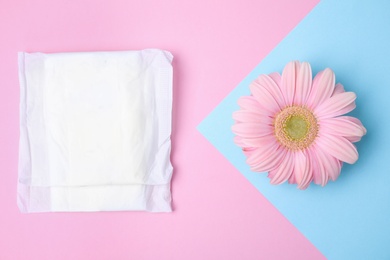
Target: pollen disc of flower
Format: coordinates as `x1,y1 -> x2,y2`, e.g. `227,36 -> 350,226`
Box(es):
274,106 -> 318,150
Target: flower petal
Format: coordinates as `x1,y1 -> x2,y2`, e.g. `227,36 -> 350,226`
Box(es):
233,111 -> 272,124
314,145 -> 341,181
293,152 -> 305,186
319,116 -> 366,139
316,134 -> 358,164
250,82 -> 281,114
234,136 -> 245,147
343,116 -> 367,135
345,135 -> 362,143
254,74 -> 286,109
246,139 -> 279,166
269,151 -> 294,185
241,134 -> 276,148
234,137 -> 256,157
269,72 -> 282,88
306,68 -> 335,109
332,83 -> 345,96
288,172 -> 296,184
232,123 -> 273,138
308,146 -> 327,186
314,92 -> 356,119
294,62 -> 312,105
281,61 -> 298,106
294,150 -> 312,190
249,145 -> 287,172
340,117 -> 367,143
336,117 -> 366,143
301,151 -> 314,189
237,96 -> 266,114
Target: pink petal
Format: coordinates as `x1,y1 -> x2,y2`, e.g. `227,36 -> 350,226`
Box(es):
232,123 -> 273,138
241,134 -> 276,148
332,83 -> 345,96
246,140 -> 279,166
234,136 -> 244,147
234,136 -> 256,156
288,172 -> 296,184
345,135 -> 362,143
314,92 -> 356,119
250,82 -> 281,114
244,152 -> 255,158
300,151 -> 314,189
293,152 -> 305,186
269,151 -> 294,185
316,134 -> 358,164
328,116 -> 367,143
281,61 -> 298,106
237,96 -> 267,114
254,74 -> 286,109
314,145 -> 341,181
343,116 -> 367,135
232,111 -> 272,124
267,170 -> 276,180
233,135 -> 247,148
308,146 -> 327,186
319,116 -> 366,139
294,150 -> 312,190
306,68 -> 335,109
249,145 -> 287,172
293,62 -> 312,105
269,72 -> 282,88
334,117 -> 366,143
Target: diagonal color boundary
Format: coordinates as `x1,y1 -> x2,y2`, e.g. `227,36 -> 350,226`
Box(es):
198,0 -> 390,259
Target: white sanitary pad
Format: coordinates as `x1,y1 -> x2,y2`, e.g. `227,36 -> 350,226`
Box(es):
18,49 -> 173,212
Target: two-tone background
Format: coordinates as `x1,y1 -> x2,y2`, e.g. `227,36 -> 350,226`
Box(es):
2,0 -> 388,259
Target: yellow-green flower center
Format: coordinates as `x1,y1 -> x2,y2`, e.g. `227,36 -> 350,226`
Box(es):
284,115 -> 309,140
274,106 -> 318,150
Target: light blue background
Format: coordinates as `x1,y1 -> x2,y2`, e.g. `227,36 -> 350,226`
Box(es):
198,0 -> 390,259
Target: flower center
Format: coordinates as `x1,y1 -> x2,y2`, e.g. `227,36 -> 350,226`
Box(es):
274,106 -> 318,150
285,115 -> 308,140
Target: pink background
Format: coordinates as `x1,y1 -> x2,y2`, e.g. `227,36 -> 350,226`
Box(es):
0,0 -> 323,259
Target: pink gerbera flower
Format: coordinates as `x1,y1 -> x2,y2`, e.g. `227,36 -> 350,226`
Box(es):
232,61 -> 366,189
